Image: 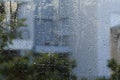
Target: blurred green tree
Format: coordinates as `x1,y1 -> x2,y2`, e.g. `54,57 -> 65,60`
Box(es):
0,0 -> 26,51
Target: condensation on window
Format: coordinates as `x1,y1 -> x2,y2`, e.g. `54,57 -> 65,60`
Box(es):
1,0 -> 120,80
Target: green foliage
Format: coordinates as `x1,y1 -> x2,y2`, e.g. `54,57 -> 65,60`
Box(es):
107,59 -> 120,80
81,77 -> 88,80
80,77 -> 108,80
0,1 -> 26,51
0,53 -> 76,80
95,77 -> 108,80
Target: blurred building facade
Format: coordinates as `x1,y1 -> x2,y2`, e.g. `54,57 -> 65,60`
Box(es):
4,0 -> 120,79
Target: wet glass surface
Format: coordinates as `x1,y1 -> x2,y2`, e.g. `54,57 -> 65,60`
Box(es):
0,0 -> 120,80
